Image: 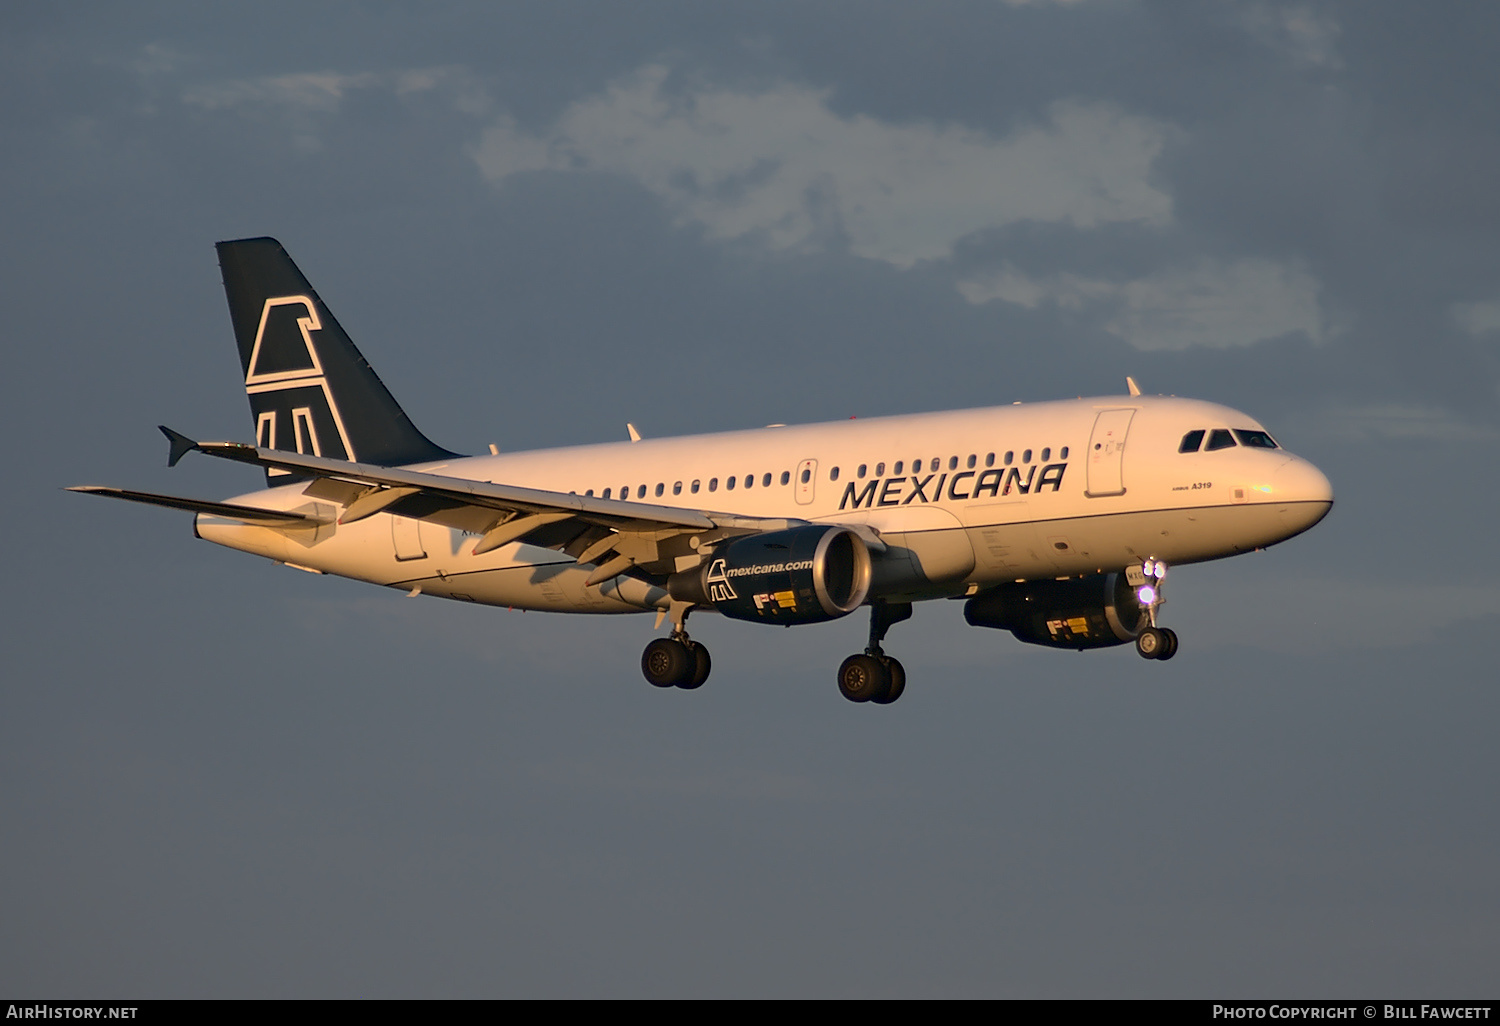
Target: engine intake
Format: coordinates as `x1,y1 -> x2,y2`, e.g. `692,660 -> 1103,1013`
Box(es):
964,573 -> 1147,649
670,526 -> 872,625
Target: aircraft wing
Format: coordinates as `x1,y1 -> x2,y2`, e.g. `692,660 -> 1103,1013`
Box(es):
164,428 -> 830,581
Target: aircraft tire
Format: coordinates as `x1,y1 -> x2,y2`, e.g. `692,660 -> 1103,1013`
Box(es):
1158,628 -> 1179,661
680,642 -> 712,690
643,638 -> 693,687
838,654 -> 890,703
872,657 -> 905,704
1135,627 -> 1166,660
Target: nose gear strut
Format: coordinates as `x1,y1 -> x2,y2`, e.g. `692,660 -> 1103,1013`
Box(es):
1130,558 -> 1178,660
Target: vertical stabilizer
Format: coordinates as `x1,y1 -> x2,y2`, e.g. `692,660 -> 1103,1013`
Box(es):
216,238 -> 456,482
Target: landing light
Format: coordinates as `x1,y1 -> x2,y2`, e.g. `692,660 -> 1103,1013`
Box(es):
1142,559 -> 1167,580
1137,585 -> 1157,605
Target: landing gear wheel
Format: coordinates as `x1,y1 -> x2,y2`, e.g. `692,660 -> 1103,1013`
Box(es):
1158,628 -> 1178,661
872,657 -> 905,704
1135,627 -> 1167,660
643,638 -> 693,687
838,654 -> 890,703
680,641 -> 712,689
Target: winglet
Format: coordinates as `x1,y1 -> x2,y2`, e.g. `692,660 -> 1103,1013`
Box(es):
158,425 -> 198,468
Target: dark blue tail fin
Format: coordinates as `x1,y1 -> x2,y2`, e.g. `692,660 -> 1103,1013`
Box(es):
216,238 -> 456,481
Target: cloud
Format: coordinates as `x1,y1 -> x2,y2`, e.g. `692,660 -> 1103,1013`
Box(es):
1241,4 -> 1344,69
173,64 -> 491,153
471,65 -> 1174,267
179,65 -> 489,116
130,42 -> 192,79
183,71 -> 381,113
958,257 -> 1326,350
1450,299 -> 1500,336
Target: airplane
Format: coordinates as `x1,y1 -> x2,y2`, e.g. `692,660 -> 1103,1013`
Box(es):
72,237 -> 1334,704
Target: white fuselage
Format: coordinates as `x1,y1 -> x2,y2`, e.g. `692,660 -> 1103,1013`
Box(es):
195,395 -> 1334,614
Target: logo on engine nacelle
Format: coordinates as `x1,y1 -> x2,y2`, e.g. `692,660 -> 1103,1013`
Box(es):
704,558 -> 738,603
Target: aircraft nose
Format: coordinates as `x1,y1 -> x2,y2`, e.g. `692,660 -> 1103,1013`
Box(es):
1272,456 -> 1334,505
1268,457 -> 1334,536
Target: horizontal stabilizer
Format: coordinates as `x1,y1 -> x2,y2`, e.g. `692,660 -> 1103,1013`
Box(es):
159,425 -> 198,467
67,486 -> 330,526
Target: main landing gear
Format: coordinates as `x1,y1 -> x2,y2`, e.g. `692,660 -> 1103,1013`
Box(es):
641,604 -> 712,689
1133,558 -> 1178,661
837,601 -> 913,704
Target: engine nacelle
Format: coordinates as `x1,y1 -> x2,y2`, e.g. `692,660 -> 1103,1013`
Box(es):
964,573 -> 1147,650
669,526 -> 872,625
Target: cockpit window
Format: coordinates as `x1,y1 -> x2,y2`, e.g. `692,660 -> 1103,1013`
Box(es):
1204,428 -> 1237,451
1179,430 -> 1205,453
1233,429 -> 1279,449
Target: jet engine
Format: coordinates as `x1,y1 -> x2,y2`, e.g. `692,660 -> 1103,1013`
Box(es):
669,526 -> 872,626
964,573 -> 1147,650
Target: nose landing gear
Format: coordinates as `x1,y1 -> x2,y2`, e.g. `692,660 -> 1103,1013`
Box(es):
1132,558 -> 1178,661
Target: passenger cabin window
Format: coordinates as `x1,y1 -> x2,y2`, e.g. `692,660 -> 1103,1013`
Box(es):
709,478 -> 718,492
1234,429 -> 1279,449
762,473 -> 772,487
1179,430 -> 1205,453
780,471 -> 790,485
802,469 -> 812,484
828,467 -> 839,482
673,481 -> 682,495
1205,429 -> 1237,451
655,483 -> 664,497
692,480 -> 701,494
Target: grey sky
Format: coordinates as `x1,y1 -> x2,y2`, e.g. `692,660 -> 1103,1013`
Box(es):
3,1 -> 1497,997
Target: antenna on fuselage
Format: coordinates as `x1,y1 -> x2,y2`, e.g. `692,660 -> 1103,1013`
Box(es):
1126,376 -> 1142,396
627,423 -> 642,442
